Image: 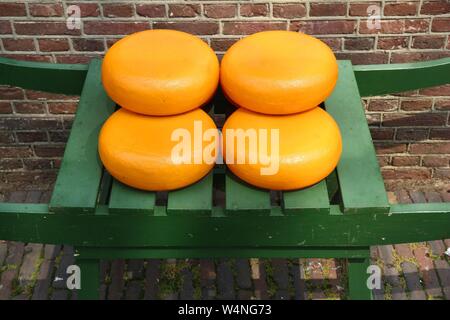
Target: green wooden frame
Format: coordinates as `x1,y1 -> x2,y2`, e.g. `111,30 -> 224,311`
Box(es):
1,56 -> 450,300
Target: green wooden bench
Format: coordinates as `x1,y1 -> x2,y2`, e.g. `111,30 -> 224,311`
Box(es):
0,56 -> 450,300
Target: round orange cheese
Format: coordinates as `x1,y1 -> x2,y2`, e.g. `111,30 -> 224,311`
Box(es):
102,29 -> 220,116
222,107 -> 342,190
98,108 -> 218,191
220,31 -> 338,115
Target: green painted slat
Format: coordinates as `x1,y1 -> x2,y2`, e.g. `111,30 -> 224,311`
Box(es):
108,179 -> 155,214
353,57 -> 450,97
49,59 -> 115,214
325,60 -> 389,214
283,180 -> 330,214
225,171 -> 271,215
0,56 -> 88,95
167,172 -> 213,216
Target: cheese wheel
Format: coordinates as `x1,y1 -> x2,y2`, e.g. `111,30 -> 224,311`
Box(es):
102,30 -> 220,116
220,31 -> 338,115
98,108 -> 218,191
222,107 -> 342,190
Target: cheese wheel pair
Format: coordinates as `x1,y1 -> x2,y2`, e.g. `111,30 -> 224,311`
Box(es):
102,29 -> 220,116
222,108 -> 342,190
221,31 -> 338,115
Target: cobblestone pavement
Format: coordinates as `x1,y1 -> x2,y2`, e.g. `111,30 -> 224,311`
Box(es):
0,189 -> 449,300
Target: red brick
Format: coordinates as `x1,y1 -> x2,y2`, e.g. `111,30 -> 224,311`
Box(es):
66,3 -> 100,17
55,55 -> 98,64
368,99 -> 398,111
48,102 -> 78,114
0,21 -> 12,34
349,2 -> 381,16
344,37 -> 375,50
224,22 -> 286,35
33,145 -> 65,158
29,3 -> 64,17
310,2 -> 347,16
169,4 -> 200,17
38,39 -> 70,52
359,19 -> 404,34
0,3 -> 26,16
106,38 -> 121,48
421,1 -> 450,15
103,3 -> 133,18
14,22 -> 80,35
240,4 -> 268,17
0,159 -> 22,170
13,102 -> 45,114
48,131 -> 70,143
72,38 -> 104,52
335,52 -> 389,65
370,128 -> 395,140
24,90 -> 78,101
392,156 -> 421,166
435,99 -> 450,110
366,113 -> 381,126
377,36 -> 409,49
432,18 -> 450,31
0,53 -> 52,62
273,4 -> 306,19
412,35 -> 445,49
0,117 -> 62,130
377,156 -> 391,166
430,129 -> 450,140
23,159 -> 53,170
0,131 -> 14,143
382,168 -> 432,179
384,2 -> 418,16
383,113 -> 447,127
291,20 -> 356,34
375,143 -> 407,154
2,38 -> 35,51
210,38 -> 238,52
391,51 -> 450,63
400,99 -> 433,111
404,19 -> 430,33
317,37 -> 342,51
396,128 -> 429,141
15,131 -> 48,143
0,146 -> 33,158
154,22 -> 219,35
419,84 -> 450,96
0,86 -> 24,100
434,168 -> 450,179
422,156 -> 449,167
204,5 -> 236,19
0,102 -> 12,113
136,4 -> 166,17
410,142 -> 450,154
84,22 -> 148,35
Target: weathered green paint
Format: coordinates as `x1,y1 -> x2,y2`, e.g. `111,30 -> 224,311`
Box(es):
76,258 -> 100,300
167,172 -> 213,216
108,179 -> 155,215
0,56 -> 88,95
283,180 -> 330,214
225,171 -> 271,215
347,255 -> 372,300
75,246 -> 371,259
49,59 -> 115,214
325,61 -> 389,215
354,57 -> 450,97
1,203 -> 450,247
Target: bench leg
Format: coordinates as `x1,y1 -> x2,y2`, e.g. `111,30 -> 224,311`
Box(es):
77,259 -> 100,300
347,257 -> 372,300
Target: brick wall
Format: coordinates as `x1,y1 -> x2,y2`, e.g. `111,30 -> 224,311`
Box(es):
0,0 -> 449,191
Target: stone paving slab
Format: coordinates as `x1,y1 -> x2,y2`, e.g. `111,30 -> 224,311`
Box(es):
0,188 -> 449,300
